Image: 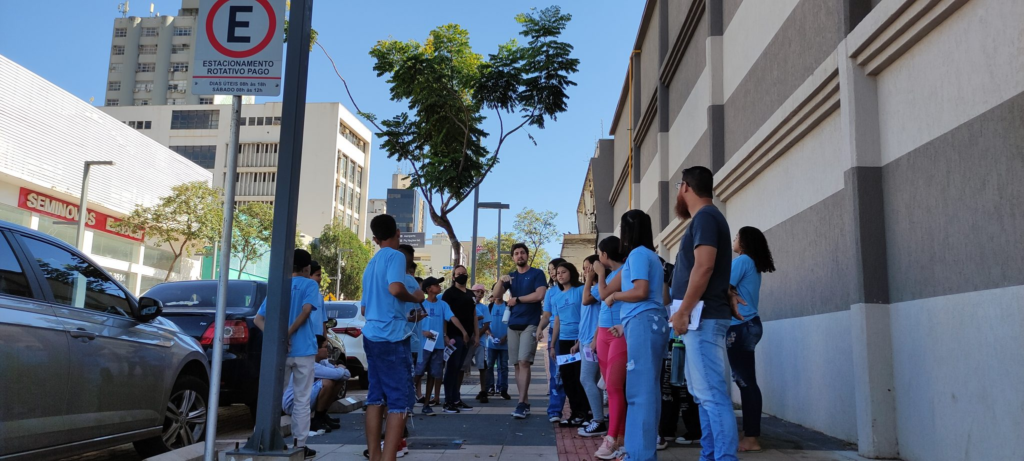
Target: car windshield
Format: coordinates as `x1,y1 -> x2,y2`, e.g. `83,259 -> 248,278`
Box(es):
145,282 -> 258,310
325,302 -> 360,320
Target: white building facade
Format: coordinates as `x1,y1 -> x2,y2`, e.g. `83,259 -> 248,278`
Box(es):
0,55 -> 213,294
100,102 -> 372,240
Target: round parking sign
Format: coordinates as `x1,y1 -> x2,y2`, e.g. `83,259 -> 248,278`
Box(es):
205,0 -> 277,58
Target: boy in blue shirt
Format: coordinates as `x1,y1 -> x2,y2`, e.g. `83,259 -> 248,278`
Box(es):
471,284 -> 492,403
486,293 -> 511,400
361,215 -> 425,461
414,276 -> 468,414
253,249 -> 322,458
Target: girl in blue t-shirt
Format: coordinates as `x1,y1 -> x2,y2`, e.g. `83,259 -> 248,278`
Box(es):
550,261 -> 591,426
589,236 -> 627,457
727,226 -> 775,453
602,210 -> 669,461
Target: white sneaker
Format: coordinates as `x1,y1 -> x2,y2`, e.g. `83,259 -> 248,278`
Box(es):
594,436 -> 618,460
656,437 -> 668,450
675,436 -> 696,445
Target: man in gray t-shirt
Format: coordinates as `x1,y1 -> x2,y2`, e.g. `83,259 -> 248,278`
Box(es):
669,166 -> 741,460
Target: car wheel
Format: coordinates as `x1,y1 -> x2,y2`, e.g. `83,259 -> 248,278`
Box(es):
134,375 -> 208,457
337,378 -> 348,399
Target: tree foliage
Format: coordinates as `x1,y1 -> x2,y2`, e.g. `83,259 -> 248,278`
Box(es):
364,6 -> 579,263
283,19 -> 318,51
114,181 -> 222,281
231,202 -> 274,279
512,208 -> 560,267
309,220 -> 374,300
474,232 -> 551,292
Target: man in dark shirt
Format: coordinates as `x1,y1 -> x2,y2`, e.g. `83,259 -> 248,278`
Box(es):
669,166 -> 742,461
491,243 -> 547,418
441,265 -> 478,413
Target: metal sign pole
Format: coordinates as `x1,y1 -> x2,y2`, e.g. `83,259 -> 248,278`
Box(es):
470,186 -> 479,286
204,94 -> 242,461
236,0 -> 314,455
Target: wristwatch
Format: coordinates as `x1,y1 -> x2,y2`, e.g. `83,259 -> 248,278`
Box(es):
515,296 -> 521,304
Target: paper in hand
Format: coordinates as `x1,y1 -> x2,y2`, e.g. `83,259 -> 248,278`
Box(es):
423,330 -> 439,351
556,353 -> 582,366
582,347 -> 597,362
670,300 -> 704,331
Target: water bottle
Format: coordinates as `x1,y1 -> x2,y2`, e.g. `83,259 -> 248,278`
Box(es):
502,306 -> 511,324
670,340 -> 687,386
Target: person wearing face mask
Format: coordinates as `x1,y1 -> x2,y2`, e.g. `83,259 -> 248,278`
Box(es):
440,265 -> 479,413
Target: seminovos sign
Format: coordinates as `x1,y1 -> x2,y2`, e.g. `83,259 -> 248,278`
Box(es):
18,187 -> 145,242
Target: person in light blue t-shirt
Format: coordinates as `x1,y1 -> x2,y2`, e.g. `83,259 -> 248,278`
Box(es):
486,294 -> 510,399
253,249 -> 321,455
602,210 -> 669,461
470,284 -> 492,403
361,215 -> 425,461
577,255 -> 606,437
550,261 -> 591,426
727,226 -> 775,453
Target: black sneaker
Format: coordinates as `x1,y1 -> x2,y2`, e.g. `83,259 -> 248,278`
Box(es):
443,403 -> 461,413
525,403 -> 531,415
501,391 -> 512,400
511,402 -> 528,419
310,419 -> 332,433
578,420 -> 608,437
456,401 -> 473,410
327,414 -> 340,423
304,446 -> 317,459
422,404 -> 435,415
480,394 -> 489,404
417,396 -> 427,405
487,389 -> 497,396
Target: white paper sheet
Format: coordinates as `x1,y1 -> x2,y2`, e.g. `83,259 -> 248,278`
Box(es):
556,353 -> 582,366
582,347 -> 597,362
669,300 -> 704,331
423,330 -> 439,351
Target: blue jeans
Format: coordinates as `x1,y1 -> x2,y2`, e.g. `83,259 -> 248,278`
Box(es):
727,317 -> 763,437
683,319 -> 739,461
443,336 -> 467,404
486,347 -> 509,392
623,309 -> 669,461
363,337 -> 413,413
546,328 -> 566,418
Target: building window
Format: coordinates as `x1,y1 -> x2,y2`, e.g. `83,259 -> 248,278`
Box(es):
136,62 -> 155,73
170,145 -> 217,168
142,27 -> 158,37
339,122 -> 368,152
107,81 -> 121,91
273,117 -> 281,126
139,45 -> 157,55
198,97 -> 214,105
168,98 -> 187,105
356,166 -> 363,188
109,63 -> 122,72
173,26 -> 192,36
168,80 -> 187,91
105,99 -> 119,107
171,62 -> 189,72
172,44 -> 190,54
181,8 -> 198,16
114,28 -> 127,38
126,120 -> 153,130
171,110 -> 219,130
112,45 -> 125,55
134,99 -> 150,106
134,81 -> 154,92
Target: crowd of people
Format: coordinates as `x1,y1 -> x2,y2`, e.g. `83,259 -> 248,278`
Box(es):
260,166 -> 776,461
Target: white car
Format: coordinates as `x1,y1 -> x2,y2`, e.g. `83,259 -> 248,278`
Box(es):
325,301 -> 367,388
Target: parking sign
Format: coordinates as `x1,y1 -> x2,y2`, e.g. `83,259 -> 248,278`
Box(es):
193,0 -> 285,96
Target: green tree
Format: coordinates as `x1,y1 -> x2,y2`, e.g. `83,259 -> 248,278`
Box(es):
354,6 -> 578,264
474,232 -> 551,291
114,181 -> 223,281
231,202 -> 274,279
283,19 -> 318,51
309,220 -> 374,300
512,208 -> 560,267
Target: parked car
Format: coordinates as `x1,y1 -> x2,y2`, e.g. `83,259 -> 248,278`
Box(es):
142,280 -> 267,418
0,221 -> 210,460
325,301 -> 367,388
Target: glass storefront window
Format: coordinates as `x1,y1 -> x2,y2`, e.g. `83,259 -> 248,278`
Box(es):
143,244 -> 177,272
90,232 -> 137,262
36,218 -> 78,246
0,203 -> 31,226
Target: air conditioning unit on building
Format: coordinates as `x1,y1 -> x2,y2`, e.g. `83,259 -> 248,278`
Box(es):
133,88 -> 140,92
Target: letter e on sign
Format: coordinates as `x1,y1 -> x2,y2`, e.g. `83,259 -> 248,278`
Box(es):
193,0 -> 285,96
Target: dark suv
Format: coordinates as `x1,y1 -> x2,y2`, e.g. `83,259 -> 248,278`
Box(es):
143,280 -> 267,417
0,221 -> 210,460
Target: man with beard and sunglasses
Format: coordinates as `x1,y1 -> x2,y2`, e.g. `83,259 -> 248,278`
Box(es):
492,243 -> 548,419
669,166 -> 746,461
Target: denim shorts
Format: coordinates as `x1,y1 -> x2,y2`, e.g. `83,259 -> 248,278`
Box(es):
415,348 -> 445,377
363,337 -> 413,413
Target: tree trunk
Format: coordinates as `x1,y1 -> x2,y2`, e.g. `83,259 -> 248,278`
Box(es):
237,259 -> 248,279
429,208 -> 463,267
164,252 -> 181,282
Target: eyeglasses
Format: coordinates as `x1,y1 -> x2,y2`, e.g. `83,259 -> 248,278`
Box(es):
676,181 -> 686,189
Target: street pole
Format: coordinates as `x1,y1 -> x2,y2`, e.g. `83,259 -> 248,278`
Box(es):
470,186 -> 479,286
204,94 -> 241,461
336,249 -> 342,300
75,161 -> 114,251
496,208 -> 502,281
236,0 -> 314,455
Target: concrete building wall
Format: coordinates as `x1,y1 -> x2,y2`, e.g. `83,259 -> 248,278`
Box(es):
582,1 -> 1024,459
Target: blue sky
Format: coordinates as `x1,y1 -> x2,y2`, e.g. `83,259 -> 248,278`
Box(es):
0,0 -> 642,259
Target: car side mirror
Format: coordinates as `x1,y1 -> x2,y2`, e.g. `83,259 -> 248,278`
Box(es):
134,296 -> 164,322
325,318 -> 337,329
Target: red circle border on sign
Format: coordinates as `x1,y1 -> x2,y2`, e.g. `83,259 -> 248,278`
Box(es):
206,0 -> 277,59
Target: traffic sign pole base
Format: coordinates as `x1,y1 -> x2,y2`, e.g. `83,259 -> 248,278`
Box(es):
223,446 -> 305,461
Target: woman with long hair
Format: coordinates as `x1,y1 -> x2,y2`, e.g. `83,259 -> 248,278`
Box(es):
602,210 -> 669,461
542,258 -> 568,422
549,261 -> 592,425
728,226 -> 775,453
577,255 -> 606,437
589,237 -> 627,458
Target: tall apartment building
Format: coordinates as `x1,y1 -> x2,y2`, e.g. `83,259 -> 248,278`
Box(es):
385,174 -> 425,234
100,102 -> 372,240
579,1 -> 1024,460
103,0 -> 228,107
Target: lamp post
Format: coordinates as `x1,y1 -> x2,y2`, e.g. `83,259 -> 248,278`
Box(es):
76,161 -> 115,250
478,202 -> 510,282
